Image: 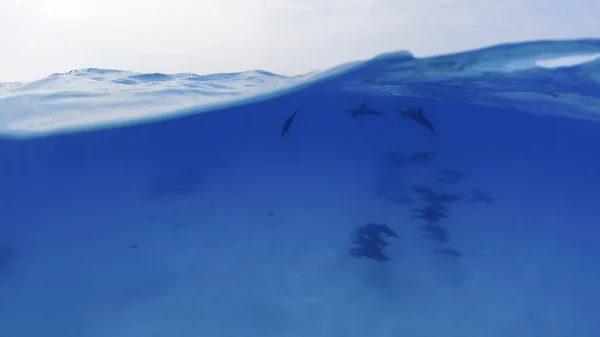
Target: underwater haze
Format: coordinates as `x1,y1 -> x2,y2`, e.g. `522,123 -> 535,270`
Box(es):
1,39 -> 600,337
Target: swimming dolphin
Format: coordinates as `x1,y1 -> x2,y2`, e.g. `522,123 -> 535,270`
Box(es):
280,109 -> 299,138
398,107 -> 436,134
349,223 -> 396,262
349,102 -> 385,119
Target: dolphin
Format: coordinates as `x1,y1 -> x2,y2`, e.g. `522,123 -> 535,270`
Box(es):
280,109 -> 299,138
398,107 -> 436,134
349,223 -> 396,262
349,102 -> 385,119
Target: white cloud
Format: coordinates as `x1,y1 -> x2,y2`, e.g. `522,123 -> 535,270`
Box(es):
1,0 -> 599,81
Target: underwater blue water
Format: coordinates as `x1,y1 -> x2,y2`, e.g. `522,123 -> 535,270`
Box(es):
0,39 -> 600,337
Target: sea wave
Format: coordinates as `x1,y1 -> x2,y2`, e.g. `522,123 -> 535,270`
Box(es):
0,39 -> 599,138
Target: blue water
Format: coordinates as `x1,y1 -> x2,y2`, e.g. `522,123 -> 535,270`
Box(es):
1,39 -> 600,336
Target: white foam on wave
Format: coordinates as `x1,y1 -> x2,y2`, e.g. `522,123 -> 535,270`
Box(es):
535,53 -> 600,69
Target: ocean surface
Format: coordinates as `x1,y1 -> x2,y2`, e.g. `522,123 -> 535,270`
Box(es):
0,39 -> 600,337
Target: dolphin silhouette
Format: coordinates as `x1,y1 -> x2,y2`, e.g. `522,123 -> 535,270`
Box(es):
349,102 -> 385,119
398,107 -> 436,134
280,109 -> 299,138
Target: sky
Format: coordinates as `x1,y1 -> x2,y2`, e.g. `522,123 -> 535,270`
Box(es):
1,0 -> 599,81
